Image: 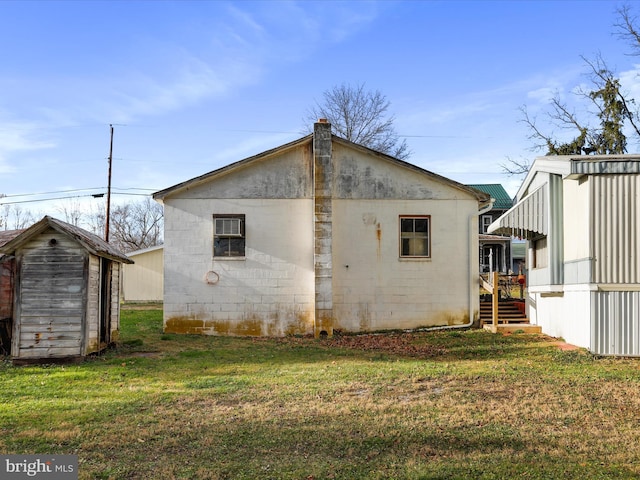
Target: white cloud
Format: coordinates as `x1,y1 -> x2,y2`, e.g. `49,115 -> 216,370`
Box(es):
0,117 -> 57,175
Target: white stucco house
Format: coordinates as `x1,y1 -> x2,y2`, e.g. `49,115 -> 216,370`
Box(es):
153,120 -> 491,337
489,154 -> 640,356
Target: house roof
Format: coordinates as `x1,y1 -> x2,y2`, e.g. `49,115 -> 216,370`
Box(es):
127,244 -> 164,257
515,154 -> 640,199
153,131 -> 491,205
0,216 -> 133,264
467,184 -> 513,210
490,154 -> 640,238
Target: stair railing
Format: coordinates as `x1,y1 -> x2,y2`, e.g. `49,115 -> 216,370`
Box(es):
479,271 -> 500,333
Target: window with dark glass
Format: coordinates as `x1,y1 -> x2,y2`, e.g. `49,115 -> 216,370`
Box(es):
213,215 -> 245,257
400,216 -> 430,258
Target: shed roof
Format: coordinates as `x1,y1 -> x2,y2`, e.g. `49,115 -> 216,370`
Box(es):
467,184 -> 513,210
0,229 -> 24,248
0,216 -> 133,264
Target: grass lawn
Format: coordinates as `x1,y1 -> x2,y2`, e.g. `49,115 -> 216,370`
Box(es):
2,309 -> 640,479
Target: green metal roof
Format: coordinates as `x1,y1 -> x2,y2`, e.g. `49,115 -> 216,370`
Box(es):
467,184 -> 514,210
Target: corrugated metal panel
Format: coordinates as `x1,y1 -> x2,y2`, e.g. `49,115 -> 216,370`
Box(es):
488,184 -> 547,239
572,159 -> 640,176
591,175 -> 640,284
592,290 -> 640,356
549,175 -> 564,285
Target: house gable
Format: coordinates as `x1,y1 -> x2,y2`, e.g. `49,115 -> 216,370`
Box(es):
170,143 -> 313,200
332,141 -> 485,201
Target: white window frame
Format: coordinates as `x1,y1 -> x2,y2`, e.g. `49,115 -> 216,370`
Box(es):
213,214 -> 245,258
481,214 -> 493,234
399,215 -> 431,258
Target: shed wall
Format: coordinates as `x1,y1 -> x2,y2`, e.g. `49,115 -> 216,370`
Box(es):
110,262 -> 121,341
86,254 -> 100,353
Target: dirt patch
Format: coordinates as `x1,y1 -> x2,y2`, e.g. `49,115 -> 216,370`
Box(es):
325,333 -> 447,358
266,332 -> 448,359
126,351 -> 163,358
554,342 -> 582,351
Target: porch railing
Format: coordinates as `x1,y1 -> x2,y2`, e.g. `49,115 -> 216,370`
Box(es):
479,272 -> 526,332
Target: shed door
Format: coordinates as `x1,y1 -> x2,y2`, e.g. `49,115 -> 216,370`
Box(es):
16,244 -> 85,359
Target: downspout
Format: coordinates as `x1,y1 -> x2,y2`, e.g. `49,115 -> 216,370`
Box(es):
417,197 -> 495,332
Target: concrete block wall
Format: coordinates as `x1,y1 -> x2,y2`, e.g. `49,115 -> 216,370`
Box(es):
332,198 -> 476,331
163,198 -> 315,336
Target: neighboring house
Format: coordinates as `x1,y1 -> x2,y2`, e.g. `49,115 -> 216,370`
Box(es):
468,184 -> 514,273
0,216 -> 132,363
511,240 -> 526,274
153,120 -> 491,337
489,154 -> 640,356
122,245 -> 163,303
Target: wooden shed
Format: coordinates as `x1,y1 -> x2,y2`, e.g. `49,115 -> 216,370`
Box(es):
0,216 -> 133,363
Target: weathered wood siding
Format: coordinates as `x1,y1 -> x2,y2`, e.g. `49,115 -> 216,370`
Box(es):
110,262 -> 121,341
86,254 -> 100,353
0,257 -> 15,354
0,257 -> 14,319
13,229 -> 86,359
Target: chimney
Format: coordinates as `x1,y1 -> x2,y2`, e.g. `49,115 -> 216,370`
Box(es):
313,119 -> 333,338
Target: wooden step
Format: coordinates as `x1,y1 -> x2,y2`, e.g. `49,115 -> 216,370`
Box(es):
484,324 -> 542,334
479,300 -> 528,325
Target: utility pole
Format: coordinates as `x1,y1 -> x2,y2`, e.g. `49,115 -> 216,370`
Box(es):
105,124 -> 114,242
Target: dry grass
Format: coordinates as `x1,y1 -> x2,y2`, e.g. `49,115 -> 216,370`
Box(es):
2,310 -> 640,479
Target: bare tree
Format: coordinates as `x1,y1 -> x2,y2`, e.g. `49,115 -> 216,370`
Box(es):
106,197 -> 163,253
1,205 -> 37,230
55,199 -> 85,227
305,83 -> 411,160
86,202 -> 106,238
512,5 -> 640,176
499,155 -> 532,177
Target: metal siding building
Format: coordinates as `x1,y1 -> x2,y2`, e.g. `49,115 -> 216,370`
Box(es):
490,155 -> 640,356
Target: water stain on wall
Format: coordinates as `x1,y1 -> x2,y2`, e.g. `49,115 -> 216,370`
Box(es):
165,308 -> 313,337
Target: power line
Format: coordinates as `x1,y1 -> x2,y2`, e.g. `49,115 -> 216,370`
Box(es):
1,187 -> 158,198
0,192 -> 153,206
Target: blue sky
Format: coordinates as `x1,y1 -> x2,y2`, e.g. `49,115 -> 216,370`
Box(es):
0,0 -> 637,223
